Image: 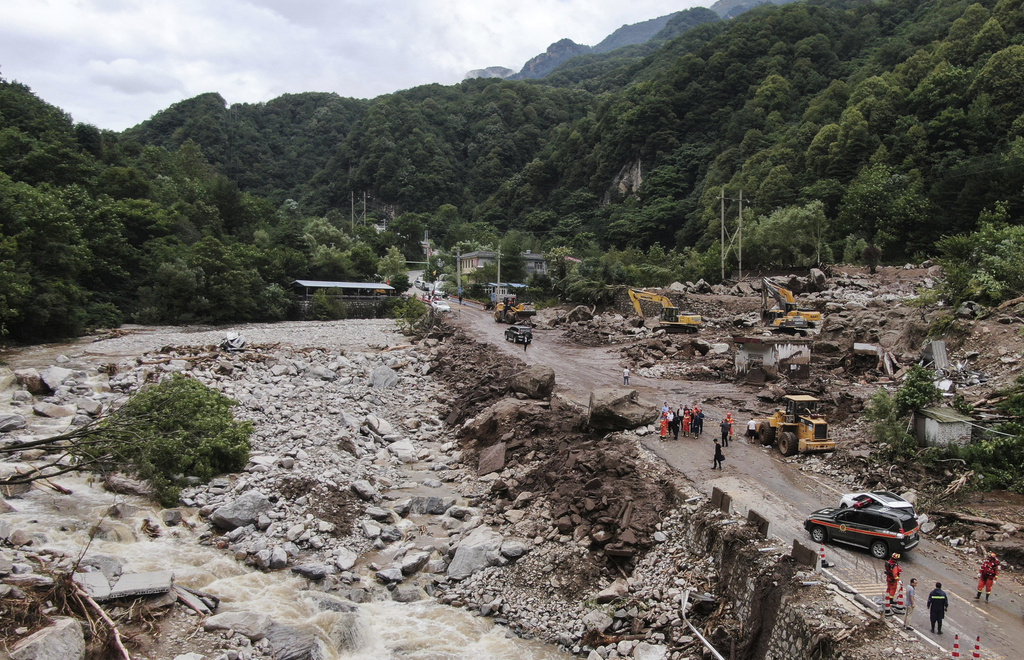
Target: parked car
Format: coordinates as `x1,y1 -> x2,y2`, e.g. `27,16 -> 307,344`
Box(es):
504,325 -> 532,344
804,506 -> 920,559
839,491 -> 915,514
431,300 -> 451,313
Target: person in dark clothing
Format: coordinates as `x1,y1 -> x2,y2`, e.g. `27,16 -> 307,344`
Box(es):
693,408 -> 704,436
713,441 -> 724,469
927,582 -> 948,634
720,419 -> 731,447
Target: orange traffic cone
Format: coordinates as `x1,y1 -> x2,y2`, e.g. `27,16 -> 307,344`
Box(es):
894,581 -> 905,613
951,633 -> 960,658
819,544 -> 826,567
972,636 -> 980,658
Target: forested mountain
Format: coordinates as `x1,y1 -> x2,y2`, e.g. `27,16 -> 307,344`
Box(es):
3,0 -> 1024,341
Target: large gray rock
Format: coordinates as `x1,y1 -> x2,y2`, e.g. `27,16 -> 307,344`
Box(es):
11,617 -> 85,660
32,402 -> 76,418
369,366 -> 399,389
204,611 -> 273,640
39,367 -> 73,392
209,491 -> 272,530
362,414 -> 394,436
264,621 -> 326,660
0,414 -> 27,432
586,388 -> 659,431
633,642 -> 669,660
567,305 -> 593,323
509,365 -> 555,399
447,526 -> 503,580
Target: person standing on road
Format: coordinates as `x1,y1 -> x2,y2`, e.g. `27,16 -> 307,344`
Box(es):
713,440 -> 724,469
622,367 -> 630,386
976,551 -> 1000,601
660,412 -> 669,439
904,578 -> 917,630
884,553 -> 902,615
746,418 -> 757,441
720,418 -> 730,446
666,408 -> 676,439
927,582 -> 948,634
693,407 -> 704,436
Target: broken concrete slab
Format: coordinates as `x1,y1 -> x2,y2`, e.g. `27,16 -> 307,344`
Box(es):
73,572 -> 111,600
106,570 -> 174,600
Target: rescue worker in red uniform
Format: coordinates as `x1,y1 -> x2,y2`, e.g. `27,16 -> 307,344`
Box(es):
885,553 -> 902,615
976,551 -> 1000,601
659,412 -> 669,439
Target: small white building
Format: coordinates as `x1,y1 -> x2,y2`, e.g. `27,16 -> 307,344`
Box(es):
733,336 -> 813,383
913,406 -> 973,447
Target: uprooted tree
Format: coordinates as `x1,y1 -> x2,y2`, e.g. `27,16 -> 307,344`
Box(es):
0,374 -> 252,506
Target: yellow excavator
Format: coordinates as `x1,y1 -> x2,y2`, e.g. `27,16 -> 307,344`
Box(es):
754,395 -> 836,456
628,289 -> 702,333
761,278 -> 823,335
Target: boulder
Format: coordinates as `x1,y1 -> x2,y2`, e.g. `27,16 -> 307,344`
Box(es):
509,365 -> 555,399
14,369 -> 45,395
386,439 -> 417,463
350,480 -> 380,502
595,577 -> 629,603
264,621 -> 326,660
11,617 -> 84,660
567,305 -> 593,323
391,584 -> 424,602
369,366 -> 399,389
0,414 -> 27,433
586,389 -> 659,431
447,526 -> 504,580
363,414 -> 394,436
477,442 -> 506,476
204,611 -> 273,640
633,642 -> 669,660
32,402 -> 76,418
40,366 -> 74,392
462,398 -> 546,441
209,491 -> 272,530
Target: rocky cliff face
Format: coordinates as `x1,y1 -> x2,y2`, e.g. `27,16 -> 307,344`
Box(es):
512,38 -> 592,80
463,66 -> 515,81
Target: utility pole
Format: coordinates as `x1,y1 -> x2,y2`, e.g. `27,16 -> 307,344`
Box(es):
719,186 -> 747,282
350,191 -> 355,234
456,250 -> 462,303
720,188 -> 726,282
738,190 -> 744,281
496,246 -> 502,304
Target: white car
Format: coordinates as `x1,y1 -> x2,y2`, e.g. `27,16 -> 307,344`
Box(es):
839,491 -> 915,513
430,300 -> 451,313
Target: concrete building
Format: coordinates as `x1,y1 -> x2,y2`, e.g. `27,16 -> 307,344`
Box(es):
457,251 -> 547,277
733,336 -> 813,383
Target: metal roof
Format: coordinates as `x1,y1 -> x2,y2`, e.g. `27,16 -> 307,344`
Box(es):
293,280 -> 395,291
917,406 -> 973,423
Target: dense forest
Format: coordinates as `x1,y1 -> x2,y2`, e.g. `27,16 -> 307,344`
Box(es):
3,0 -> 1024,341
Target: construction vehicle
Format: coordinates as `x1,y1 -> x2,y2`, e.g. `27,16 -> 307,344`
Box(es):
754,395 -> 836,456
493,297 -> 536,324
628,289 -> 702,333
761,278 -> 823,335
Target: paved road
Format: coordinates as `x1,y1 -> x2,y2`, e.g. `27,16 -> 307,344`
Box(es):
449,304 -> 1022,658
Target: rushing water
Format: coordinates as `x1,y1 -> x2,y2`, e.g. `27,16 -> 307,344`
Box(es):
5,475 -> 571,659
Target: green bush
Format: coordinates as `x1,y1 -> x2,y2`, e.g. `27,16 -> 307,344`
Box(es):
88,375 -> 252,505
311,290 -> 349,320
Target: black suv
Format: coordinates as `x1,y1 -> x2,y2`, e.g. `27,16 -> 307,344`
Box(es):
804,505 -> 920,559
504,325 -> 532,344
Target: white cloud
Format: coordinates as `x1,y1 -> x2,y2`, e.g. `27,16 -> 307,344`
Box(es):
1,0 -> 704,130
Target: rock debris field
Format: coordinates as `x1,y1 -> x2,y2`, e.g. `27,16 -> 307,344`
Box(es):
1,318 -> 943,659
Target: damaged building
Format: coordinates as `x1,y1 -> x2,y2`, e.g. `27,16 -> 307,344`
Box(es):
733,336 -> 812,384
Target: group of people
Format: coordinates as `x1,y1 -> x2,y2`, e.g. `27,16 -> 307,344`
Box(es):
658,402 -> 707,440
655,403 -> 738,470
883,551 -> 1000,634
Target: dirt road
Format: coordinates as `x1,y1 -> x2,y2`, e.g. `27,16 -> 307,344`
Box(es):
449,301 -> 1023,659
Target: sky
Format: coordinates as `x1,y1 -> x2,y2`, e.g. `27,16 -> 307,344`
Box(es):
2,0 -> 707,132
